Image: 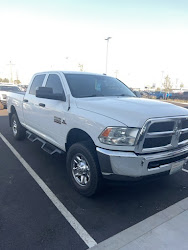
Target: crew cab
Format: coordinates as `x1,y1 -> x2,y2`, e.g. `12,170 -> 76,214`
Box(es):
7,71 -> 188,196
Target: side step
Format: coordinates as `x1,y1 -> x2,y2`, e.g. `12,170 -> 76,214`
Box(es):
26,131 -> 63,155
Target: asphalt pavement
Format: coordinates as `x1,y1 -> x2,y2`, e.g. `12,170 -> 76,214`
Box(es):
0,109 -> 188,249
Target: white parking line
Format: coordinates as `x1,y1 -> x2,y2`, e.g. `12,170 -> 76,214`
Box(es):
182,168 -> 188,173
0,133 -> 97,248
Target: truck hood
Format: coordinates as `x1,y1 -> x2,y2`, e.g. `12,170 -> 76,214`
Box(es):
76,97 -> 188,128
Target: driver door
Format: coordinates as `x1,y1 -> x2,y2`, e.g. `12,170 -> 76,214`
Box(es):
36,73 -> 69,149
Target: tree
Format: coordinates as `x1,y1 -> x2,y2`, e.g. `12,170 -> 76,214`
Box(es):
2,78 -> 9,83
0,78 -> 2,82
162,75 -> 173,92
78,63 -> 83,72
156,87 -> 161,91
180,83 -> 184,89
14,79 -> 21,85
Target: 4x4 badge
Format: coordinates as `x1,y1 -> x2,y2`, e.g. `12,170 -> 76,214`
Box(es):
62,119 -> 66,125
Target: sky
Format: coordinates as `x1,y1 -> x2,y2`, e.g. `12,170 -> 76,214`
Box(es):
0,0 -> 188,89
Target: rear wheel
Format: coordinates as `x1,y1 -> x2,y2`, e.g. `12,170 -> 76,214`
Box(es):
11,113 -> 26,140
66,141 -> 102,196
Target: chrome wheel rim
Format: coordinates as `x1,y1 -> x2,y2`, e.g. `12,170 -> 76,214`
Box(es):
12,120 -> 17,136
72,154 -> 91,187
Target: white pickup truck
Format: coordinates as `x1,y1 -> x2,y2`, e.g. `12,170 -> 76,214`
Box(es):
7,71 -> 188,196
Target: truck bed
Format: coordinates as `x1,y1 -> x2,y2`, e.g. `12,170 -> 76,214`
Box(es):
7,91 -> 25,125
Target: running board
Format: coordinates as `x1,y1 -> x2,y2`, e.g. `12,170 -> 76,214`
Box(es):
26,131 -> 63,155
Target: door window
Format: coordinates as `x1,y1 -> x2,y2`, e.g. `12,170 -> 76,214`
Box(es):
29,74 -> 45,95
46,74 -> 65,95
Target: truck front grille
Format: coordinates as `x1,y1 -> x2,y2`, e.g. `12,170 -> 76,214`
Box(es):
179,132 -> 188,142
143,136 -> 172,148
148,121 -> 174,132
136,117 -> 188,153
182,119 -> 188,129
0,100 -> 7,106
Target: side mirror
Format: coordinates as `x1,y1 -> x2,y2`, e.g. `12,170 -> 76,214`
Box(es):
36,87 -> 66,101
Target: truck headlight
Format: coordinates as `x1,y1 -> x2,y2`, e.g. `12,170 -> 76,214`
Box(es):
99,127 -> 139,146
2,94 -> 7,99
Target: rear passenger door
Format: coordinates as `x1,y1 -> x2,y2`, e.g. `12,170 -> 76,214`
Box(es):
23,74 -> 46,132
38,73 -> 69,149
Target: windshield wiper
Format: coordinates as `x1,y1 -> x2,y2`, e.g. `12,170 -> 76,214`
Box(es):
116,94 -> 127,96
116,94 -> 135,97
79,94 -> 104,98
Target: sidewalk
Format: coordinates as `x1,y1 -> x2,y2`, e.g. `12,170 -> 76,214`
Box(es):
91,197 -> 188,250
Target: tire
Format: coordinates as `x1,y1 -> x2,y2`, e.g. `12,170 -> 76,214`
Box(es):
11,113 -> 26,140
66,141 -> 103,197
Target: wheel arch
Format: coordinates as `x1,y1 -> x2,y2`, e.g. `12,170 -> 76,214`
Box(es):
66,128 -> 96,152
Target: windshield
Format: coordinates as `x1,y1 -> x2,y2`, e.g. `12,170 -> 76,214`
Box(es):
0,86 -> 20,92
64,74 -> 135,98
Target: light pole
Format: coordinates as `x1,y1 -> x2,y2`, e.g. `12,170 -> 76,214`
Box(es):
105,37 -> 111,75
161,70 -> 164,88
7,61 -> 15,83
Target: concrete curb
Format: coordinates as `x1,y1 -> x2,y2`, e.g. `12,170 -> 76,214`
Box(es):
91,197 -> 188,250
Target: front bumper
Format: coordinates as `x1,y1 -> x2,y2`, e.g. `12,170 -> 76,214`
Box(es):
97,145 -> 188,179
0,100 -> 7,107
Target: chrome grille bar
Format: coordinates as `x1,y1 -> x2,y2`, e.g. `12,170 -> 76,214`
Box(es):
146,131 -> 174,138
135,116 -> 188,154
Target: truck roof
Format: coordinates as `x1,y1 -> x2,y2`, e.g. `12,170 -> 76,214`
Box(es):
34,71 -> 106,76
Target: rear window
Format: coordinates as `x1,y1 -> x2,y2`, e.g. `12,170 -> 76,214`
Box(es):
0,86 -> 20,92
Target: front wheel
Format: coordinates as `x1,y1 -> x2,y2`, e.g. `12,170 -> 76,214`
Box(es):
11,113 -> 26,140
66,142 -> 102,197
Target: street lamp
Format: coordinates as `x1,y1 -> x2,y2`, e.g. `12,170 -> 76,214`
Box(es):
105,37 -> 112,75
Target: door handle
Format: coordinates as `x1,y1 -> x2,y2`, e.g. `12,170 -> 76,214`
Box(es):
23,99 -> 28,103
39,103 -> 45,107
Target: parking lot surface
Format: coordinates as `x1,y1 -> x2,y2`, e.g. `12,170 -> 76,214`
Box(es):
0,109 -> 188,249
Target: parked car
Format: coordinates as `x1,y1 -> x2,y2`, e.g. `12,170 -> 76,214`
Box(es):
19,84 -> 28,92
154,91 -> 165,99
169,92 -> 181,99
7,71 -> 188,196
133,90 -> 141,97
149,91 -> 164,99
178,92 -> 188,100
0,85 -> 21,108
140,91 -> 150,98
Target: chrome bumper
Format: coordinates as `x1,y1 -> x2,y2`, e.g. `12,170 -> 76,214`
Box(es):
0,100 -> 7,106
96,145 -> 188,178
